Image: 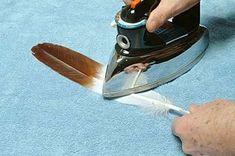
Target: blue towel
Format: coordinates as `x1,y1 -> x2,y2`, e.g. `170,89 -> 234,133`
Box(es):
0,1 -> 234,155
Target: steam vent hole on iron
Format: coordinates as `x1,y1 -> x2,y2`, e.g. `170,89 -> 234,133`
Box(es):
122,37 -> 128,44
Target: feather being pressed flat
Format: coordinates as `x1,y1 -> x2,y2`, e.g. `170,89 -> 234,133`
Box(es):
31,43 -> 189,115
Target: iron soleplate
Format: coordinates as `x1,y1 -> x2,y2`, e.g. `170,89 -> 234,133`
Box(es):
103,26 -> 209,98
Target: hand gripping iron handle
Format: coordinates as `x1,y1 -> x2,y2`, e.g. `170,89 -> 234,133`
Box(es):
123,0 -> 200,32
121,0 -> 160,24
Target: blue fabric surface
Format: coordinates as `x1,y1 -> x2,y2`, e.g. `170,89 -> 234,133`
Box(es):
0,0 -> 234,155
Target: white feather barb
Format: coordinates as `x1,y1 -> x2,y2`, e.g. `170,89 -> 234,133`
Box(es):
91,66 -> 189,116
116,91 -> 189,115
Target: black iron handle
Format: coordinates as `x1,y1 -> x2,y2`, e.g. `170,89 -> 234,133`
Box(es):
173,3 -> 200,32
121,0 -> 200,32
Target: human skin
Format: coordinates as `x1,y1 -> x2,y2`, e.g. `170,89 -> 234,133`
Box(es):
172,99 -> 235,156
123,1 -> 235,155
123,0 -> 199,32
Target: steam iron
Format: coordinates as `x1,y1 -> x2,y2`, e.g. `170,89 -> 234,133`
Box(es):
103,0 -> 209,98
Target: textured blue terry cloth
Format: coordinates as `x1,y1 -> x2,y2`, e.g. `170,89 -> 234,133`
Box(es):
0,0 -> 234,156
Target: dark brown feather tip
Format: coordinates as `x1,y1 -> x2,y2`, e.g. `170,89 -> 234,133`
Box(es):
31,44 -> 97,88
35,43 -> 103,79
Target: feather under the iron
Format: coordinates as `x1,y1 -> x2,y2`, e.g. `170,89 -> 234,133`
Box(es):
103,0 -> 209,98
31,43 -> 189,115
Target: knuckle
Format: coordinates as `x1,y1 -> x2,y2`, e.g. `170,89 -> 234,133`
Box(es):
157,13 -> 167,24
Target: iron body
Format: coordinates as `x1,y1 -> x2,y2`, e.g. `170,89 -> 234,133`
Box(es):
103,0 -> 209,98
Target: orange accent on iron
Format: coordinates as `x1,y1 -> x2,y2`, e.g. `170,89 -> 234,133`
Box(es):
131,0 -> 141,9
